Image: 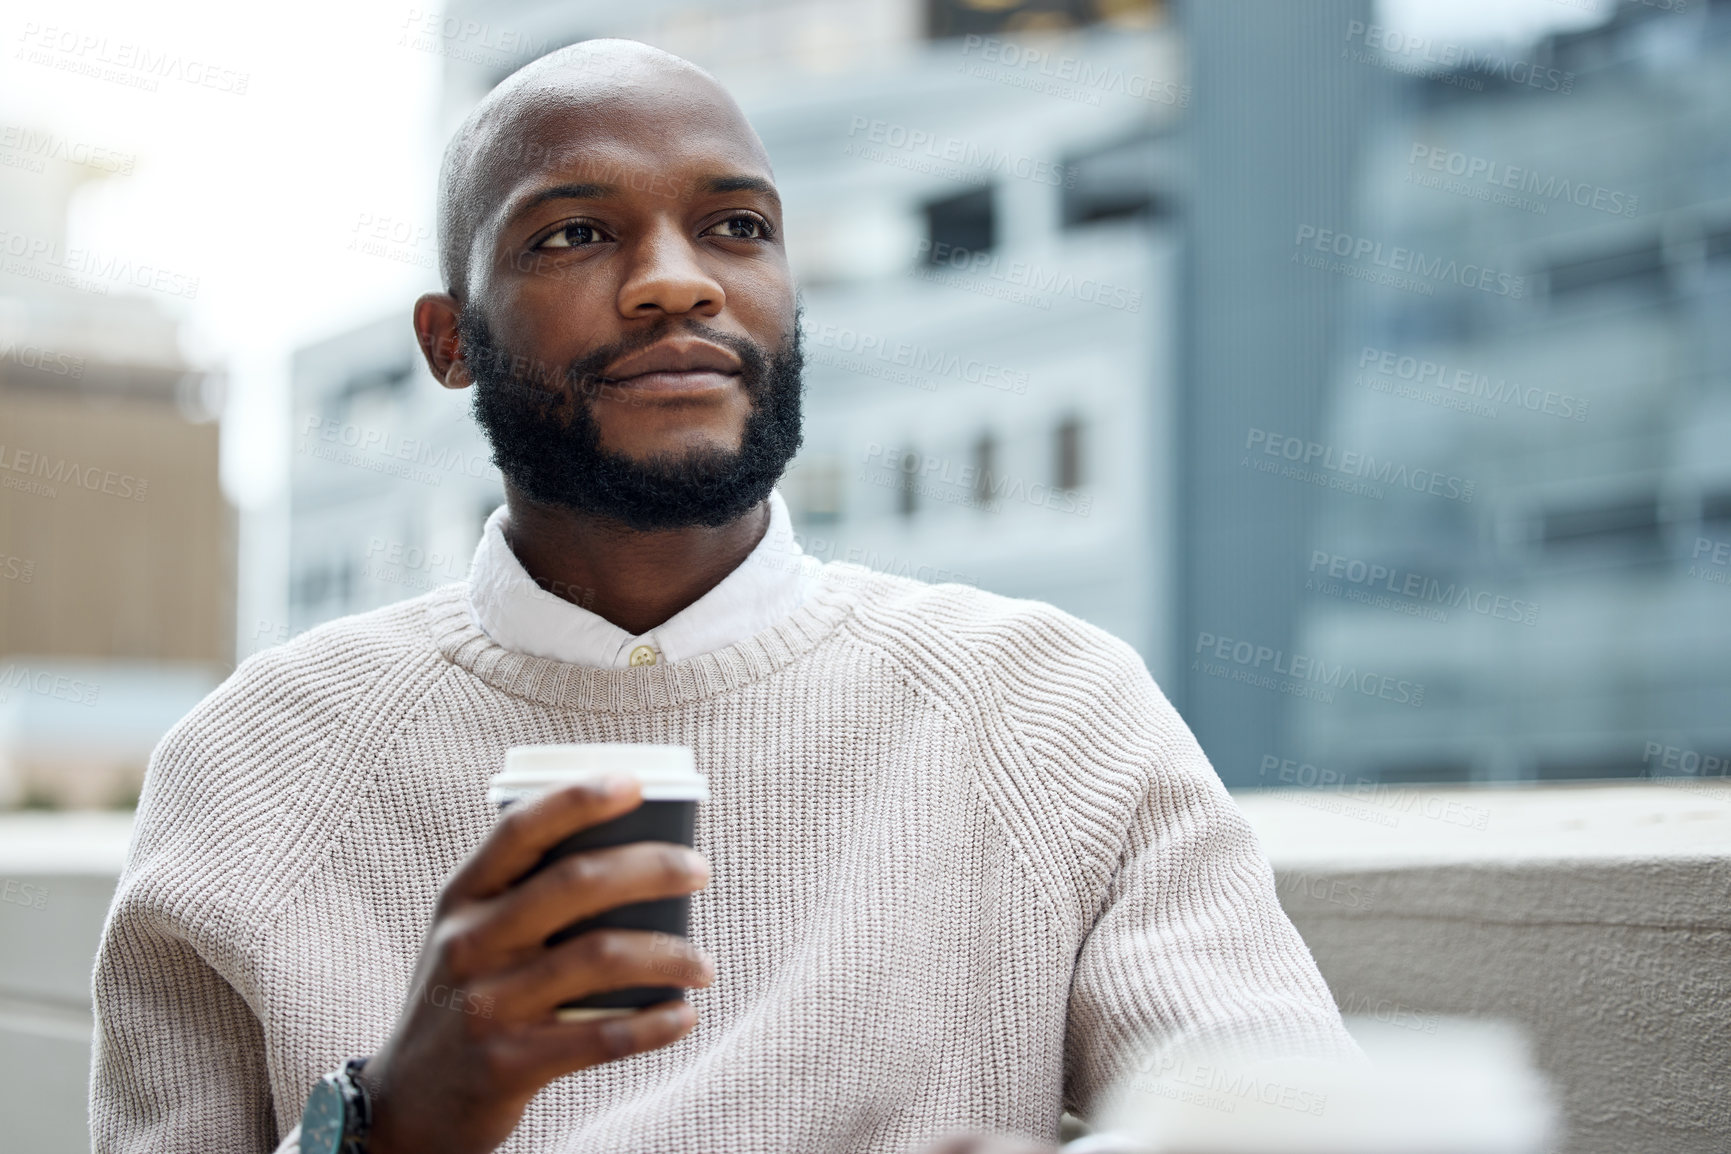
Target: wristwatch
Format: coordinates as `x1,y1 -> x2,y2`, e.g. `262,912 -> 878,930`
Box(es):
300,1056 -> 374,1154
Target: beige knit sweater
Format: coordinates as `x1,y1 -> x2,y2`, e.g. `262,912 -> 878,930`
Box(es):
88,564 -> 1354,1153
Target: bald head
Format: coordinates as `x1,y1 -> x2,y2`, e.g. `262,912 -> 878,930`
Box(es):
436,39 -> 772,301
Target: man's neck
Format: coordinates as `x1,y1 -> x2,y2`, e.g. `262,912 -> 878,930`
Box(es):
499,485 -> 771,636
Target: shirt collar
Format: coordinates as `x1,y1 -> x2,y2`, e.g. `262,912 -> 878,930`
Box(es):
464,489 -> 820,669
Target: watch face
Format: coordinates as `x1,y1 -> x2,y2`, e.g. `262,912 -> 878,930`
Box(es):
302,1078 -> 346,1154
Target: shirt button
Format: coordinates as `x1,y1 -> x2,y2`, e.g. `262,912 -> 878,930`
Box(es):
629,645 -> 659,666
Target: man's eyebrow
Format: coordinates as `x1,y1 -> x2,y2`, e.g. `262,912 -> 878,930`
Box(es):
699,174 -> 780,204
512,182 -> 616,219
505,174 -> 780,223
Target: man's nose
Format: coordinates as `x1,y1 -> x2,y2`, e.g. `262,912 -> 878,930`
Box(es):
617,223 -> 725,318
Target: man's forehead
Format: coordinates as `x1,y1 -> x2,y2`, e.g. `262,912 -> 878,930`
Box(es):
465,78 -> 773,223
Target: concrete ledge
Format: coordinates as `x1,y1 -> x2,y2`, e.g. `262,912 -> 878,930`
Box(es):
0,811 -> 133,1154
1237,782 -> 1731,1154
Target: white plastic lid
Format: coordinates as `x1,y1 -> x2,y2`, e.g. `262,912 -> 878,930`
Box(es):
487,743 -> 707,806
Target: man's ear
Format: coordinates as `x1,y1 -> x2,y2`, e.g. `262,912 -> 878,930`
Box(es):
413,293 -> 473,390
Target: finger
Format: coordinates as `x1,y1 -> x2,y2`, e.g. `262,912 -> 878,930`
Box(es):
476,840 -> 710,954
443,778 -> 644,905
480,929 -> 714,1023
518,998 -> 697,1081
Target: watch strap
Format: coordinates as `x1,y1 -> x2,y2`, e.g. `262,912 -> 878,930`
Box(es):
334,1056 -> 373,1154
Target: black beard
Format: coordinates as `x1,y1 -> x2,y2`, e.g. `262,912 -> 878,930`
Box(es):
462,307 -> 804,531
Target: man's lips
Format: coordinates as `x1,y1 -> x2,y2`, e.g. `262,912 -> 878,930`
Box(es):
600,339 -> 743,392
601,369 -> 739,393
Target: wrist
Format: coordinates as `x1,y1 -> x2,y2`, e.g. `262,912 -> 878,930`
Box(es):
300,1056 -> 375,1154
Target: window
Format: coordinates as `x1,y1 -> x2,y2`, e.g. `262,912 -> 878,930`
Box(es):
922,187 -> 995,263
973,431 -> 998,511
924,0 -> 1162,40
1540,494 -> 1662,552
897,447 -> 919,518
1545,237 -> 1668,302
793,455 -> 844,525
1061,132 -> 1175,228
1054,415 -> 1084,492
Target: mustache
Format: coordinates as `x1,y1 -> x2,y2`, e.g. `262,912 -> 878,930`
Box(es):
460,313 -> 772,415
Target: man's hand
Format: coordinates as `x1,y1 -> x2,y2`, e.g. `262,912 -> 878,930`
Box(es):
357,776 -> 714,1154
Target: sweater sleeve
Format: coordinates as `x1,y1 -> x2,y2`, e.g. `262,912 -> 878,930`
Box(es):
88,886 -> 284,1153
999,623 -> 1358,1120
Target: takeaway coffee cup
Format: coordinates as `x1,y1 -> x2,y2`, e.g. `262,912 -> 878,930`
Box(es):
488,743 -> 709,1022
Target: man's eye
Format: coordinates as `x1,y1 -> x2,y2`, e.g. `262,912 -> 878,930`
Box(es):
540,223 -> 607,249
705,216 -> 771,240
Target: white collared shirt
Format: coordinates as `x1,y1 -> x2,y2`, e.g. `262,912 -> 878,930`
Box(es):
464,488 -> 821,668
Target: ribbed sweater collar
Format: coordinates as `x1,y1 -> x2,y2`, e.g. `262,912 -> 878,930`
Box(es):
423,564 -> 865,713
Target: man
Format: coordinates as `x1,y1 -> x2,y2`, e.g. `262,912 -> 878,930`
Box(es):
89,38 -> 1354,1154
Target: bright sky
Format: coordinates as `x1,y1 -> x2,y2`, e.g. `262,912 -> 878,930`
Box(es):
0,0 -> 1616,510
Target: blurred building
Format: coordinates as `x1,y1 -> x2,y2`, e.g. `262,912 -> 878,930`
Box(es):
283,317 -> 501,642
0,152 -> 231,808
1173,0 -> 1375,785
744,15 -> 1183,672
1289,1 -> 1731,784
